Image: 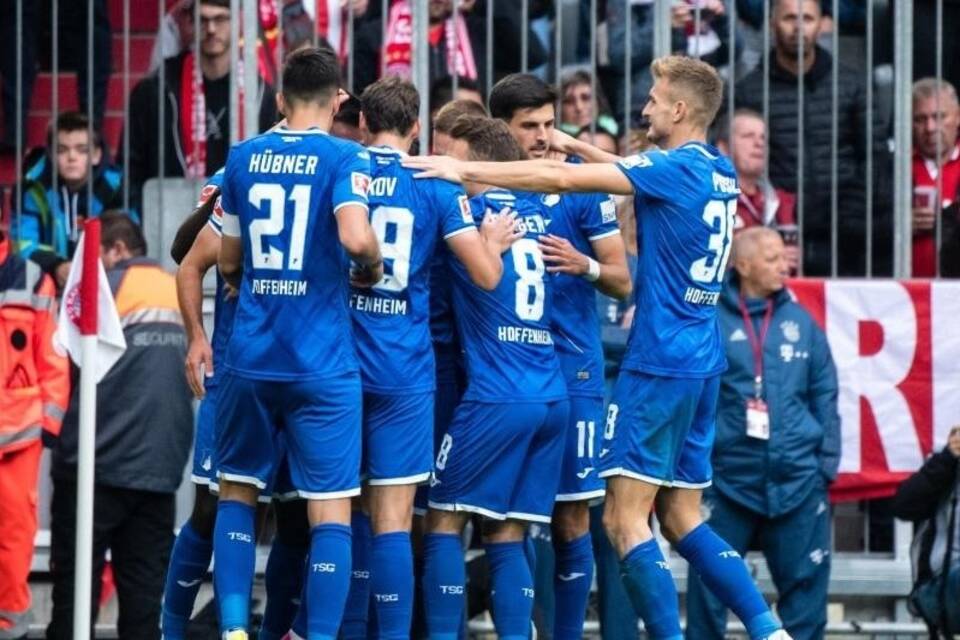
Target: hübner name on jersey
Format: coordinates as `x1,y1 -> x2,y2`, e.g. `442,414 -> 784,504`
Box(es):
248,151 -> 319,175
498,325 -> 553,345
252,278 -> 308,296
351,293 -> 408,315
683,286 -> 720,306
712,172 -> 739,194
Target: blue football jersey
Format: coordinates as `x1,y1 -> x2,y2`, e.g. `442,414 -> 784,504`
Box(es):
219,127 -> 371,380
451,189 -> 567,403
198,169 -> 236,389
350,146 -> 475,393
428,247 -> 457,347
616,142 -> 739,377
541,191 -> 619,397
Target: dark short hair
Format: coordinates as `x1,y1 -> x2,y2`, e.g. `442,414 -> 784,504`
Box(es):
361,76 -> 420,136
100,211 -> 146,257
429,76 -> 483,114
48,111 -> 101,151
199,0 -> 231,9
334,93 -> 362,128
282,47 -> 340,106
489,73 -> 557,121
449,115 -> 526,162
433,99 -> 488,134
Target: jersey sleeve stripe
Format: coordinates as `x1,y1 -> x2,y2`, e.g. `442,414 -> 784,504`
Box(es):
220,211 -> 241,237
443,226 -> 477,240
333,200 -> 369,213
588,229 -> 621,241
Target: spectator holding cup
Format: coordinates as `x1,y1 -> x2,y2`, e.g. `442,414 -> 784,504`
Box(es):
911,78 -> 960,277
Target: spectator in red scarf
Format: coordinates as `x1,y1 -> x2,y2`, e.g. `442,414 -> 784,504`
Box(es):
911,77 -> 960,277
122,0 -> 279,219
716,108 -> 800,274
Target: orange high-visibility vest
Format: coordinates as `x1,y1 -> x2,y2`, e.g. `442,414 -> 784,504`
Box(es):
0,235 -> 70,453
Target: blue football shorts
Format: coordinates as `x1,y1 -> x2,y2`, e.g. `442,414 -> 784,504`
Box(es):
428,399 -> 569,523
598,371 -> 719,488
361,390 -> 435,485
215,370 -> 362,500
555,395 -> 606,503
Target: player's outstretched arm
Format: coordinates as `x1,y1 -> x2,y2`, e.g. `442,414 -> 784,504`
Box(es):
336,204 -> 384,287
550,128 -> 624,165
445,210 -> 523,290
178,224 -> 219,397
403,156 -> 634,197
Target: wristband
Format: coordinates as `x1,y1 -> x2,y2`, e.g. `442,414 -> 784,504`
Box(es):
583,257 -> 601,282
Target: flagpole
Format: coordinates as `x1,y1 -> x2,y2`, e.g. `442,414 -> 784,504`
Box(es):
73,219 -> 101,640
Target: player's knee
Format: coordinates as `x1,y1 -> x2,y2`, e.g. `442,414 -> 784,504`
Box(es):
552,502 -> 590,543
656,508 -> 701,545
481,519 -> 526,544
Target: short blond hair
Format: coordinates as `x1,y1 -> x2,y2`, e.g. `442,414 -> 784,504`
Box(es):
650,55 -> 724,129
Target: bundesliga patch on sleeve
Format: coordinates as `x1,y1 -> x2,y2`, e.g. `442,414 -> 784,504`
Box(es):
458,195 -> 473,224
618,154 -> 653,169
351,172 -> 371,196
600,197 -> 617,223
197,184 -> 218,207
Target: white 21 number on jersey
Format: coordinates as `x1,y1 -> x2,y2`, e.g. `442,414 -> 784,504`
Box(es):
689,199 -> 737,284
247,183 -> 312,270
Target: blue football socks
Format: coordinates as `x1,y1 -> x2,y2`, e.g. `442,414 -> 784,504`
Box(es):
371,531 -> 414,639
485,541 -> 535,640
553,533 -> 594,640
306,523 -> 352,640
161,521 -> 212,640
423,533 -> 465,640
676,523 -> 781,639
213,500 -> 256,633
341,512 -> 372,640
619,538 -> 683,640
259,538 -> 307,639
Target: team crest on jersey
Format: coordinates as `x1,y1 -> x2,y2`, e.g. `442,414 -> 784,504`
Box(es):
780,320 -> 800,343
600,197 -> 617,223
351,172 -> 371,196
458,195 -> 473,223
212,195 -> 224,221
619,154 -> 653,169
542,194 -> 561,207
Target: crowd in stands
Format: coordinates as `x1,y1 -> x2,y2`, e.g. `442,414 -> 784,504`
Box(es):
1,0 -> 960,636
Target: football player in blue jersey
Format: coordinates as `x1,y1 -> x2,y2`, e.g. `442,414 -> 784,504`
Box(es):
419,115 -> 570,640
212,47 -> 383,640
406,56 -> 791,640
489,73 -> 632,640
340,76 -> 519,639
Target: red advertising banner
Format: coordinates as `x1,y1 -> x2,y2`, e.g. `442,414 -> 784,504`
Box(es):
787,279 -> 960,502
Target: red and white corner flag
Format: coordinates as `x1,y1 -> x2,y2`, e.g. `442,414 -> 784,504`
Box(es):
54,219 -> 126,381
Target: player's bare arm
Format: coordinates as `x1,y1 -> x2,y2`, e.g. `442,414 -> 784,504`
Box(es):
177,224 -> 220,398
404,155 -> 634,197
539,232 -> 632,300
446,209 -> 523,290
336,204 -> 384,287
217,233 -> 243,289
550,127 -> 624,164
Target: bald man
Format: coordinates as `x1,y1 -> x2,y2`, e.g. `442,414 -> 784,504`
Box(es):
685,228 -> 841,640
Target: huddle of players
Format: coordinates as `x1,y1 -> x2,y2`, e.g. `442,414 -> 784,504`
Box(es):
164,44 -> 793,640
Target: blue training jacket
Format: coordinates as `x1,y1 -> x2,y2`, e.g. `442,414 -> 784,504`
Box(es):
713,273 -> 841,518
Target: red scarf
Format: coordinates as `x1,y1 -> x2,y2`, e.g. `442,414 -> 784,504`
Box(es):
382,0 -> 477,80
180,51 -> 246,178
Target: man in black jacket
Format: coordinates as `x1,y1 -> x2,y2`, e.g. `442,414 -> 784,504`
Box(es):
892,426 -> 960,637
46,213 -> 193,640
735,0 -> 891,276
121,0 -> 277,218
